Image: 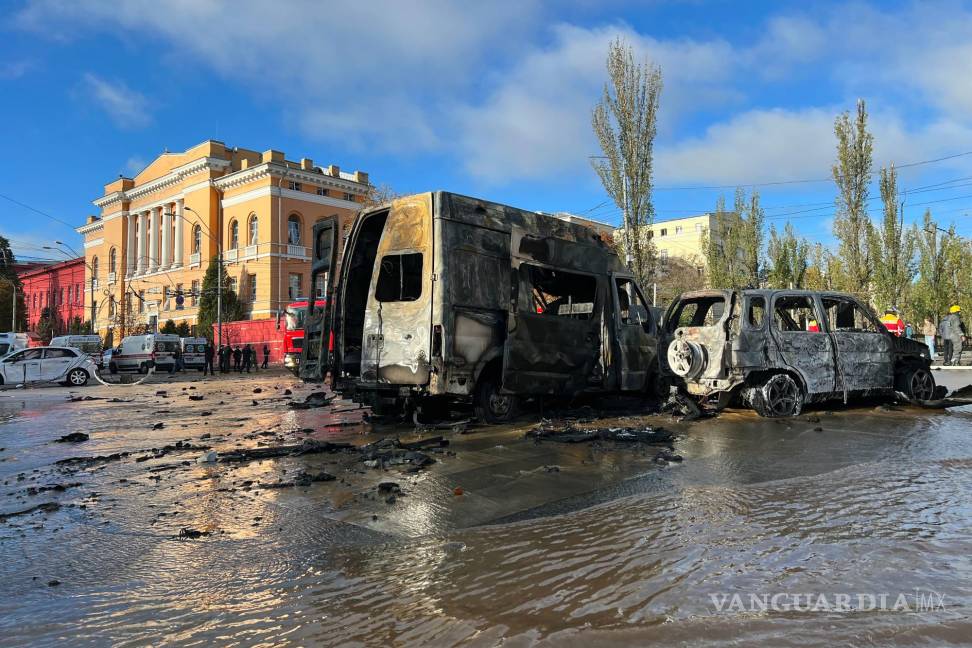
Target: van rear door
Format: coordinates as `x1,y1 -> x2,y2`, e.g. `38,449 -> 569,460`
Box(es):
300,217 -> 339,382
360,193 -> 434,385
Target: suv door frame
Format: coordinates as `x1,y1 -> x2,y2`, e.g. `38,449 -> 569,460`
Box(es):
610,273 -> 657,391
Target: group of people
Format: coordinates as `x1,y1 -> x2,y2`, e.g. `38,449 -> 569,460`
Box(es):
202,342 -> 271,375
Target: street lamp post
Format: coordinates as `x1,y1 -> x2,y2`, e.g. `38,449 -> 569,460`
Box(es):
175,206 -> 222,348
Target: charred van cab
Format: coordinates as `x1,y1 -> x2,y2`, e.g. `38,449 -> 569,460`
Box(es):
300,191 -> 661,422
663,289 -> 936,417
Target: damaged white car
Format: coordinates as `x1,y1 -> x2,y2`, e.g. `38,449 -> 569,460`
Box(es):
663,289 -> 936,417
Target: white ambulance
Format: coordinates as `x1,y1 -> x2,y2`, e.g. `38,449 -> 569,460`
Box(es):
109,333 -> 181,373
49,335 -> 104,368
181,337 -> 208,371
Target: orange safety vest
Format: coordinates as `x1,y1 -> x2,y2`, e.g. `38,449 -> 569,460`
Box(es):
880,314 -> 904,336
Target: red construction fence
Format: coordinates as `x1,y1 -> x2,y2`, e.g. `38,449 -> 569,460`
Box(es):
213,318 -> 287,364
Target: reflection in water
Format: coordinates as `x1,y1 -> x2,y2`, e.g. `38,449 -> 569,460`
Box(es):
0,383 -> 970,646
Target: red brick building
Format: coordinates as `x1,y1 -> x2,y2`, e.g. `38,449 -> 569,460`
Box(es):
18,258 -> 87,335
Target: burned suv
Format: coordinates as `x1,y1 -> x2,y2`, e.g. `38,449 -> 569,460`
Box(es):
663,289 -> 935,417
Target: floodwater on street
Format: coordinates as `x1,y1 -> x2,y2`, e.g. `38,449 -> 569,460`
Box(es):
1,369 -> 971,646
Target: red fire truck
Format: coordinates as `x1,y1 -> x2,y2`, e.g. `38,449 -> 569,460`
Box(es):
282,297 -> 327,375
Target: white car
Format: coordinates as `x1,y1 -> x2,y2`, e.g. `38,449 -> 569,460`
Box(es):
0,346 -> 96,387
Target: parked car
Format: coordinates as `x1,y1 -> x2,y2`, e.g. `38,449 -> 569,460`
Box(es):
102,346 -> 119,369
663,289 -> 936,417
50,334 -> 104,368
109,334 -> 181,373
0,346 -> 95,386
180,337 -> 208,371
0,332 -> 28,358
301,191 -> 661,422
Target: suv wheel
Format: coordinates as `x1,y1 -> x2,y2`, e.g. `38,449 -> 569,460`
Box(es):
901,367 -> 936,402
752,373 -> 804,417
474,372 -> 517,424
66,368 -> 89,387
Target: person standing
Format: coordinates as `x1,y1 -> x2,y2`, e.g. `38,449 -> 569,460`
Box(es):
262,343 -> 270,369
233,346 -> 243,372
203,342 -> 215,376
173,346 -> 183,373
945,305 -> 966,366
922,317 -> 937,358
242,344 -> 253,373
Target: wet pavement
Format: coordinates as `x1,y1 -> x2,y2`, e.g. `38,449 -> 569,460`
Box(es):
1,369 -> 971,646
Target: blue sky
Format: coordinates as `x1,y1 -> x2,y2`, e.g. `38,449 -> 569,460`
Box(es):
2,0 -> 972,262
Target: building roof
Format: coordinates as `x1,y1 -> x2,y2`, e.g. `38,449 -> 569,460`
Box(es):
17,257 -> 84,279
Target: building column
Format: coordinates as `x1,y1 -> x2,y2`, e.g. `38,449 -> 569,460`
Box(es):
161,204 -> 172,269
174,198 -> 184,267
149,207 -> 160,272
126,213 -> 136,276
136,211 -> 148,274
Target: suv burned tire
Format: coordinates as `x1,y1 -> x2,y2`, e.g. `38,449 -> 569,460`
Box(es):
751,373 -> 804,418
474,373 -> 518,424
899,367 -> 936,402
668,339 -> 705,379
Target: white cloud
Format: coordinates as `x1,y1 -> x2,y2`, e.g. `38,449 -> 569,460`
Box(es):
0,60 -> 33,80
125,156 -> 146,176
79,73 -> 151,129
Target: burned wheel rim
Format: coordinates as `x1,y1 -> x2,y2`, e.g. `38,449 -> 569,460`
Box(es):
762,374 -> 803,417
909,369 -> 935,401
68,369 -> 87,386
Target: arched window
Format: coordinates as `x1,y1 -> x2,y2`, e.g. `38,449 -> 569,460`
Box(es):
92,257 -> 99,280
229,220 -> 239,249
109,247 -> 117,274
193,224 -> 202,253
288,214 -> 301,245
248,213 -> 258,246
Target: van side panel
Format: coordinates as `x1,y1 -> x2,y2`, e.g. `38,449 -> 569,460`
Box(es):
436,217 -> 510,396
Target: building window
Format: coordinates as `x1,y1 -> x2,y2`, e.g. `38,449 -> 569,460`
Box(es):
191,280 -> 199,306
228,277 -> 238,295
229,220 -> 239,249
247,273 -> 257,302
344,192 -> 354,201
695,223 -> 703,233
75,284 -> 81,304
659,228 -> 667,237
109,248 -> 117,275
32,294 -> 37,309
316,187 -> 328,196
288,214 -> 301,245
660,249 -> 669,260
108,297 -> 116,318
193,225 -> 202,254
92,257 -> 99,280
58,288 -> 63,305
248,214 -> 258,246
288,273 -> 302,300
315,273 -> 326,299
675,226 -> 683,235
288,180 -> 301,191
138,291 -> 145,313
175,283 -> 184,310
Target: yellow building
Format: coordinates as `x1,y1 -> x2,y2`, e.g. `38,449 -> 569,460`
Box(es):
614,213 -> 718,267
76,140 -> 368,338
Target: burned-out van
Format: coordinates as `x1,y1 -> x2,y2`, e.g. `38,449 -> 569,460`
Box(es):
663,289 -> 936,417
300,191 -> 661,421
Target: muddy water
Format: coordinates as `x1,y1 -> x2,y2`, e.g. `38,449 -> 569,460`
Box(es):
1,373 -> 971,646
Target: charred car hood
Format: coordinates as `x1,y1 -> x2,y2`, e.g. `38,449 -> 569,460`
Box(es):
893,335 -> 932,361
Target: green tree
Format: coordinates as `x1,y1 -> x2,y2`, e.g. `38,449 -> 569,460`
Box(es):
175,321 -> 191,337
871,163 -> 915,310
832,99 -> 875,297
766,223 -> 810,289
704,188 -> 763,289
36,307 -> 59,343
160,319 -> 178,334
911,210 -> 963,324
591,37 -> 663,286
197,257 -> 244,342
0,235 -> 27,331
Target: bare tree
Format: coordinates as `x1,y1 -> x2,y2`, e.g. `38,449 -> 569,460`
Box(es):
832,99 -> 875,297
591,38 -> 663,286
363,183 -> 403,208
